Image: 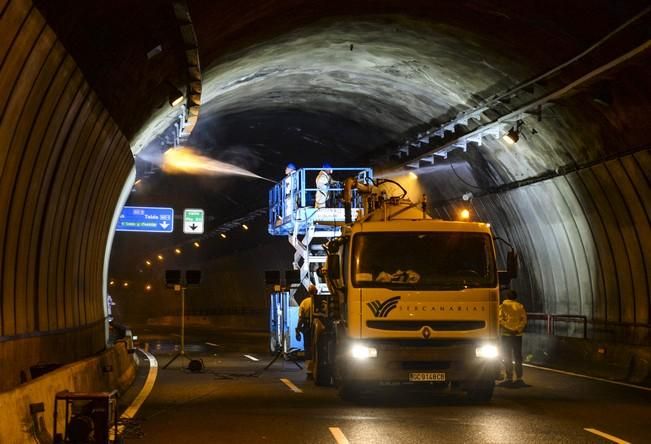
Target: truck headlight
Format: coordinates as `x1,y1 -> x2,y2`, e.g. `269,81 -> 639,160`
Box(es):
475,344 -> 499,359
351,344 -> 378,360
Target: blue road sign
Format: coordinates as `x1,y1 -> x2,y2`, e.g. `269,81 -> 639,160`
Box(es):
116,206 -> 174,233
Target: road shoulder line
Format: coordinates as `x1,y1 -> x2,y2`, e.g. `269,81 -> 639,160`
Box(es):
122,348 -> 159,418
584,428 -> 630,444
523,363 -> 651,392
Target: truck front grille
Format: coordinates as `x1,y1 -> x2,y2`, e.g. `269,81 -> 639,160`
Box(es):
367,320 -> 485,331
399,361 -> 451,371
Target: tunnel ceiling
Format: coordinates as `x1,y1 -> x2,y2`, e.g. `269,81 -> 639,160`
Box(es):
31,1 -> 650,316
35,0 -> 648,158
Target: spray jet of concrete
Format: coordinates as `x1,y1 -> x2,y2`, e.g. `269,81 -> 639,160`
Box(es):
161,146 -> 275,182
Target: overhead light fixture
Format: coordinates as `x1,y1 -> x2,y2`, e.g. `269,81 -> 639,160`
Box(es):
193,241 -> 200,248
242,224 -> 249,231
174,248 -> 182,255
123,282 -> 129,288
145,260 -> 152,266
145,284 -> 152,291
109,280 -> 115,286
502,120 -> 524,145
166,81 -> 184,107
220,233 -> 227,239
157,254 -> 164,261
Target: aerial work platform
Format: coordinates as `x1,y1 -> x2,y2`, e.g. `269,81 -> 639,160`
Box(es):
268,167 -> 373,291
268,167 -> 373,236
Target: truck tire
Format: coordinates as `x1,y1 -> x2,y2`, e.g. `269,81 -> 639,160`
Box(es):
467,380 -> 494,403
314,335 -> 333,386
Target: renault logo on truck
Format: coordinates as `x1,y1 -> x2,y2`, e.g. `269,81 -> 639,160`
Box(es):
367,296 -> 401,318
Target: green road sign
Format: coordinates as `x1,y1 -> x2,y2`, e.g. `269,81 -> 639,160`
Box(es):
183,208 -> 204,234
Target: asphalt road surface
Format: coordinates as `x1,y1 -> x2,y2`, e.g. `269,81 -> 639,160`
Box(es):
118,326 -> 650,443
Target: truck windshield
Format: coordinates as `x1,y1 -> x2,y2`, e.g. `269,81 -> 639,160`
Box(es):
352,232 -> 496,290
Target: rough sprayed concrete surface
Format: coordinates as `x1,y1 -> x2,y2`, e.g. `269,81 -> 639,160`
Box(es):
191,14 -> 651,344
0,342 -> 136,444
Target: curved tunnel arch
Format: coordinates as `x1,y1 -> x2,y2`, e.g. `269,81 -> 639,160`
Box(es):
1,0 -> 650,390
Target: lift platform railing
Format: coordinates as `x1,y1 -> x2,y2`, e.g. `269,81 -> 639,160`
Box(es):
268,167 -> 373,234
527,313 -> 588,339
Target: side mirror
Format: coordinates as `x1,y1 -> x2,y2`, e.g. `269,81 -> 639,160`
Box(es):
507,250 -> 518,279
326,255 -> 341,279
498,271 -> 512,286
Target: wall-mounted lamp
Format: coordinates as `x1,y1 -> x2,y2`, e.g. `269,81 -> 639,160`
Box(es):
220,233 -> 227,239
503,120 -> 524,145
193,241 -> 200,248
242,224 -> 249,231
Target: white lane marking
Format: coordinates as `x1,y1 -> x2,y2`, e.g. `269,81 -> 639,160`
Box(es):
111,349 -> 159,439
584,428 -> 630,444
280,378 -> 303,393
122,349 -> 158,419
524,363 -> 651,392
244,354 -> 259,361
205,342 -> 220,347
329,427 -> 350,444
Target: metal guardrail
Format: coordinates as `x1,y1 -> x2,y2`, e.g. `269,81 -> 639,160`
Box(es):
527,313 -> 588,339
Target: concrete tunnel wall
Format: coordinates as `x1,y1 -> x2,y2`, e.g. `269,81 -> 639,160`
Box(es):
0,0 -> 134,391
2,0 -> 651,394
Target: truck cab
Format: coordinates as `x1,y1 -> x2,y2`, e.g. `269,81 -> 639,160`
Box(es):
321,197 -> 512,401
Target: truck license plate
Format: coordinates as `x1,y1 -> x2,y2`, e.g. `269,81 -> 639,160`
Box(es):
409,372 -> 446,382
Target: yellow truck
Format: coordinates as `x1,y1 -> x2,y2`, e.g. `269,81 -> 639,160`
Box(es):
313,177 -> 517,401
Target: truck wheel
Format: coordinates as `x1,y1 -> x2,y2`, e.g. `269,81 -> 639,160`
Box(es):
467,381 -> 494,403
314,335 -> 333,386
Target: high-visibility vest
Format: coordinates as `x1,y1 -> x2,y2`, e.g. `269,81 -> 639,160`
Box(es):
499,299 -> 527,335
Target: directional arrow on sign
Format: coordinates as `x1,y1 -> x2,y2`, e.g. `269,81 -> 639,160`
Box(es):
183,209 -> 204,234
160,221 -> 170,229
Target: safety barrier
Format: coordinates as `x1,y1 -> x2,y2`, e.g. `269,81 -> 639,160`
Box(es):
527,313 -> 588,339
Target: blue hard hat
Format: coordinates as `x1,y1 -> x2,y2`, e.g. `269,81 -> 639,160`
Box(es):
322,163 -> 333,170
286,162 -> 297,171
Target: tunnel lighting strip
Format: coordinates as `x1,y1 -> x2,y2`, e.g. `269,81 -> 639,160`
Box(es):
395,39 -> 651,171
391,5 -> 651,170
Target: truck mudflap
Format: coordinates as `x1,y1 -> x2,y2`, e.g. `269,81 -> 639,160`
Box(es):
336,339 -> 500,386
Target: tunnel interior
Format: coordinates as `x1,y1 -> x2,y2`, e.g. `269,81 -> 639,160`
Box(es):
1,0 -> 650,390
